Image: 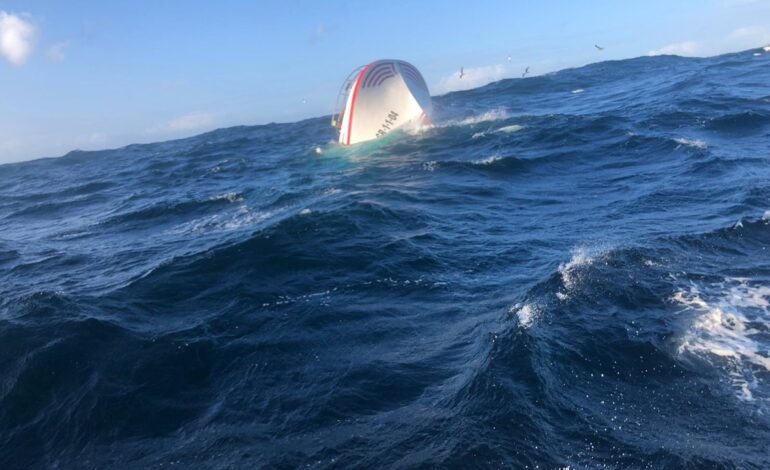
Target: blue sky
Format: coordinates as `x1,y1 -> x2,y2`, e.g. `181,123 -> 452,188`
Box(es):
1,0 -> 769,163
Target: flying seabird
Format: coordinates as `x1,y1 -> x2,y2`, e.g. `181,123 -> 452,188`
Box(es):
522,66 -> 530,78
595,44 -> 604,51
459,67 -> 465,79
507,54 -> 512,63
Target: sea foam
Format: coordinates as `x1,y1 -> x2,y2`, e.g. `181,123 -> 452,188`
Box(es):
673,279 -> 770,402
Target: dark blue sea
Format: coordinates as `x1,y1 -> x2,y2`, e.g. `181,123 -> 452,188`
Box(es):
2,49 -> 770,469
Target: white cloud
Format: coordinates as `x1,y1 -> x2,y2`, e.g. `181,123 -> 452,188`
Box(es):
649,27 -> 770,58
434,64 -> 508,95
648,41 -> 700,57
47,41 -> 69,62
146,112 -> 217,135
167,112 -> 215,131
728,26 -> 770,48
78,132 -> 107,146
0,138 -> 23,154
0,11 -> 35,66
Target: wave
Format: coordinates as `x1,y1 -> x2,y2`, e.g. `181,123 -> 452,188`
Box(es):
3,192 -> 110,220
556,246 -> 606,300
706,111 -> 770,134
168,205 -> 280,235
498,215 -> 770,414
496,124 -> 525,133
0,248 -> 21,268
470,124 -> 523,139
97,194 -> 246,229
422,127 -> 711,175
208,191 -> 244,203
471,154 -> 505,166
509,303 -> 540,329
672,279 -> 770,402
439,108 -> 511,127
0,181 -> 115,206
435,154 -> 533,173
673,137 -> 708,149
107,199 -> 436,307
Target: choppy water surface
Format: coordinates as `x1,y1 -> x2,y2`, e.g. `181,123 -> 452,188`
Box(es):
1,50 -> 770,469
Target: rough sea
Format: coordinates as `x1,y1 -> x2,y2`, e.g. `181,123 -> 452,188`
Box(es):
1,49 -> 770,469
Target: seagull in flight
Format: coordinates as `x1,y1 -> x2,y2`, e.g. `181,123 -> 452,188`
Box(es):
507,54 -> 512,63
459,67 -> 465,79
595,44 -> 604,51
522,66 -> 530,78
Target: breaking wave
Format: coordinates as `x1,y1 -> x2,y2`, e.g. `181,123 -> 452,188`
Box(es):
673,279 -> 770,402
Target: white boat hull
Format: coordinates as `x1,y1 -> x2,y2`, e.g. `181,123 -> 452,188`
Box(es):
335,60 -> 432,145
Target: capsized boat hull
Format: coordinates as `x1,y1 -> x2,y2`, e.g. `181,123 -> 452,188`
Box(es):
334,60 -> 432,145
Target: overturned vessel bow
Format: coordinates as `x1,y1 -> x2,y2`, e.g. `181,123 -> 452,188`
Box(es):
332,60 -> 432,145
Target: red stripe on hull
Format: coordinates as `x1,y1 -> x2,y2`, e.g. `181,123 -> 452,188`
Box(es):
346,64 -> 371,145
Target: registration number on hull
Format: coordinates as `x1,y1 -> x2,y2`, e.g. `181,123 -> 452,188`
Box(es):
376,111 -> 400,138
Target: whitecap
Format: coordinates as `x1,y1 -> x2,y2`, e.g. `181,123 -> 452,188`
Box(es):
441,108 -> 510,127
674,137 -> 708,150
672,279 -> 770,402
404,121 -> 433,136
219,207 -> 276,230
554,246 -> 610,301
558,247 -> 596,292
472,155 -> 503,165
209,192 -> 243,203
572,89 -> 585,94
510,303 -> 540,329
496,124 -> 524,133
170,206 -> 276,235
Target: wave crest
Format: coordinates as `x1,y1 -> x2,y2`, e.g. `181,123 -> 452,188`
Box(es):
673,279 -> 770,402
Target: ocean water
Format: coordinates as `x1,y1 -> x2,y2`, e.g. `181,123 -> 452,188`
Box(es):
1,49 -> 770,469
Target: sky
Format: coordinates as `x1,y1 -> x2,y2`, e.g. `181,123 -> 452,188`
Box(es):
1,0 -> 769,163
